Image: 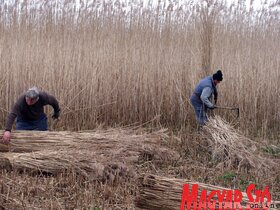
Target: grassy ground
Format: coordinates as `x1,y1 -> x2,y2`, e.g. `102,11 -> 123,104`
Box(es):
0,126 -> 279,209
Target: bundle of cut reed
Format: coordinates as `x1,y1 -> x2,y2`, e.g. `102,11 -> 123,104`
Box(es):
135,174 -> 279,210
0,131 -> 87,152
2,150 -> 97,175
1,150 -> 136,182
203,116 -> 277,172
0,129 -> 177,180
0,129 -> 166,154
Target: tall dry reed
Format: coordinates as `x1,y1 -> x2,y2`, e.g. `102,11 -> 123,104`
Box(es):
0,0 -> 279,136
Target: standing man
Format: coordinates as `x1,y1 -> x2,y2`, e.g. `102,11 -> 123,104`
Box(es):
190,70 -> 223,127
2,87 -> 60,144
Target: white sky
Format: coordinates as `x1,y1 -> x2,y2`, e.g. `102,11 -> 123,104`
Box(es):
4,0 -> 280,12
141,0 -> 278,11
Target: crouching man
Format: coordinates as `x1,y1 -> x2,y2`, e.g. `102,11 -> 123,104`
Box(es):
2,87 -> 60,144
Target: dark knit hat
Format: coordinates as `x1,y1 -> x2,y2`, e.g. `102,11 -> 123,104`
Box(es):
213,70 -> 223,81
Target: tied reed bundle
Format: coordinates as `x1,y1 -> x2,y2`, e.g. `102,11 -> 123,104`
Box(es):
136,174 -> 279,210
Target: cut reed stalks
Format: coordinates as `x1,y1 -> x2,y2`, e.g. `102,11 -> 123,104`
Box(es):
136,174 -> 280,210
203,116 -> 278,173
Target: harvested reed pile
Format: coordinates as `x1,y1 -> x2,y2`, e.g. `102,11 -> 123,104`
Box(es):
203,116 -> 278,172
0,129 -> 180,209
0,129 -> 178,181
136,174 -> 279,210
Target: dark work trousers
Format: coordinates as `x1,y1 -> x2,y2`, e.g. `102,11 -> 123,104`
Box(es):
16,115 -> 48,131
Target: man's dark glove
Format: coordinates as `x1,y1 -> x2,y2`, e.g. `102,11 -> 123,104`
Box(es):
214,97 -> 218,105
52,110 -> 60,119
214,88 -> 218,104
208,105 -> 216,110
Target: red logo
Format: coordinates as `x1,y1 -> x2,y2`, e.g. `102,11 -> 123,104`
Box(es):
180,183 -> 272,210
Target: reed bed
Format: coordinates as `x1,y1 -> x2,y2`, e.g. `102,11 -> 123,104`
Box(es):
0,0 -> 279,136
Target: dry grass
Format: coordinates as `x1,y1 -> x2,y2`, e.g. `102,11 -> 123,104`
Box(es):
0,127 -> 279,209
0,170 -> 137,210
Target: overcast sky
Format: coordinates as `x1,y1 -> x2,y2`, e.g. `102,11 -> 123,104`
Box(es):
142,0 -> 278,11
3,0 -> 280,12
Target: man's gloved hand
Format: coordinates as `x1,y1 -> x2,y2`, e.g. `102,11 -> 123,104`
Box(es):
52,111 -> 60,120
214,90 -> 218,104
208,105 -> 216,110
214,97 -> 218,105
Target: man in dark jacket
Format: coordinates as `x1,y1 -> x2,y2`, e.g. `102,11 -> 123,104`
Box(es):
190,70 -> 223,127
2,87 -> 60,144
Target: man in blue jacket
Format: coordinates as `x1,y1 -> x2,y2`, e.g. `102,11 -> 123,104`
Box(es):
190,70 -> 223,127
